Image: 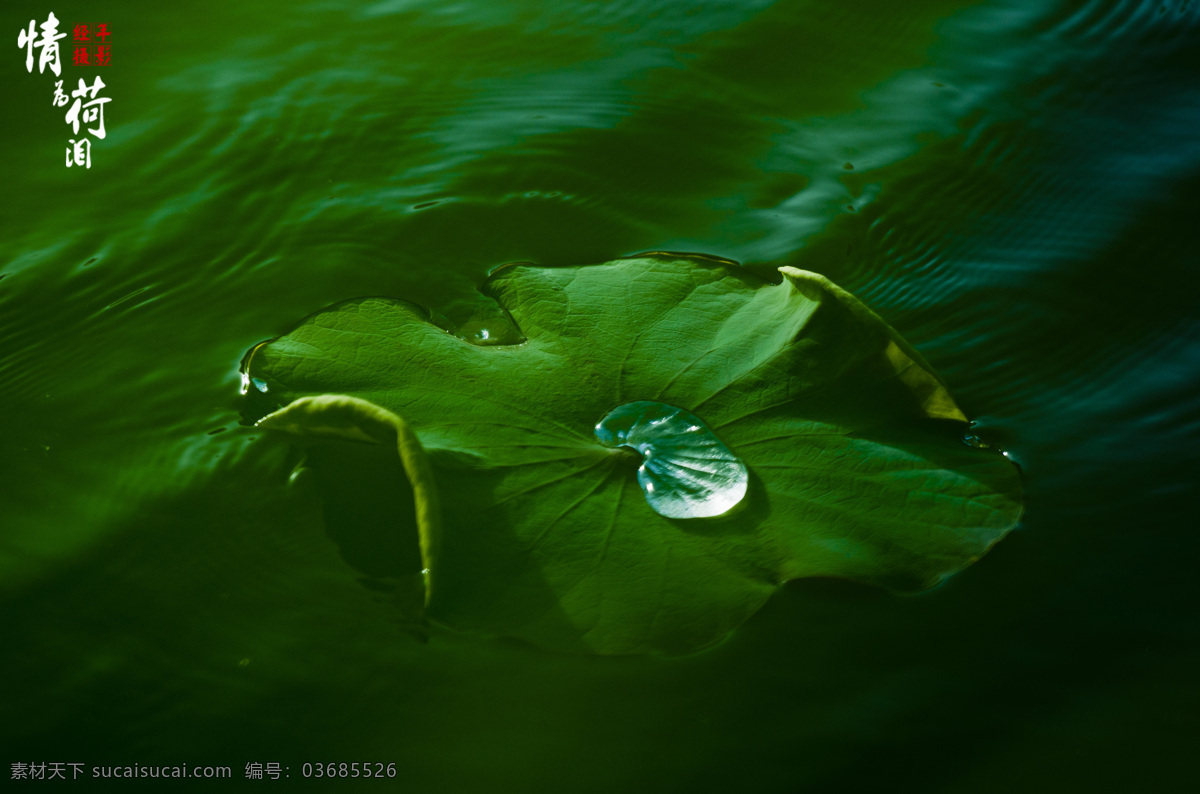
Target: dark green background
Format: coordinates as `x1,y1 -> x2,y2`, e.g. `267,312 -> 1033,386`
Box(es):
3,0 -> 1198,790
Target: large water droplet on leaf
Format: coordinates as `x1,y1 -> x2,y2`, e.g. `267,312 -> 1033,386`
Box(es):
595,401 -> 748,519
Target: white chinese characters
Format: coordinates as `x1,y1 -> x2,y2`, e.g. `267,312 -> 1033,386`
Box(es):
66,138 -> 91,168
64,76 -> 109,138
16,11 -> 65,76
15,12 -> 113,170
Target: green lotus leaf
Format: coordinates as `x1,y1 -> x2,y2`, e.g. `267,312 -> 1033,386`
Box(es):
242,253 -> 1022,655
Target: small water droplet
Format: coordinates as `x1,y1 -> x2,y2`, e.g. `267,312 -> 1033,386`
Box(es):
962,432 -> 990,449
595,401 -> 748,519
252,378 -> 269,393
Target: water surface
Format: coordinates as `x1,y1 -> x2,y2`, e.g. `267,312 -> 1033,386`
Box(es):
3,0 -> 1198,790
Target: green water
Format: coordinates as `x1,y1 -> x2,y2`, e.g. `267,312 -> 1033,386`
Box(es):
3,0 -> 1198,790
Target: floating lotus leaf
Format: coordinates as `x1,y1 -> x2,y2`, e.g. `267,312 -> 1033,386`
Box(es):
242,253 -> 1022,655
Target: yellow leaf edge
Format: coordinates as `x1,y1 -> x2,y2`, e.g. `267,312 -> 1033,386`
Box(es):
255,394 -> 442,607
779,267 -> 968,423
